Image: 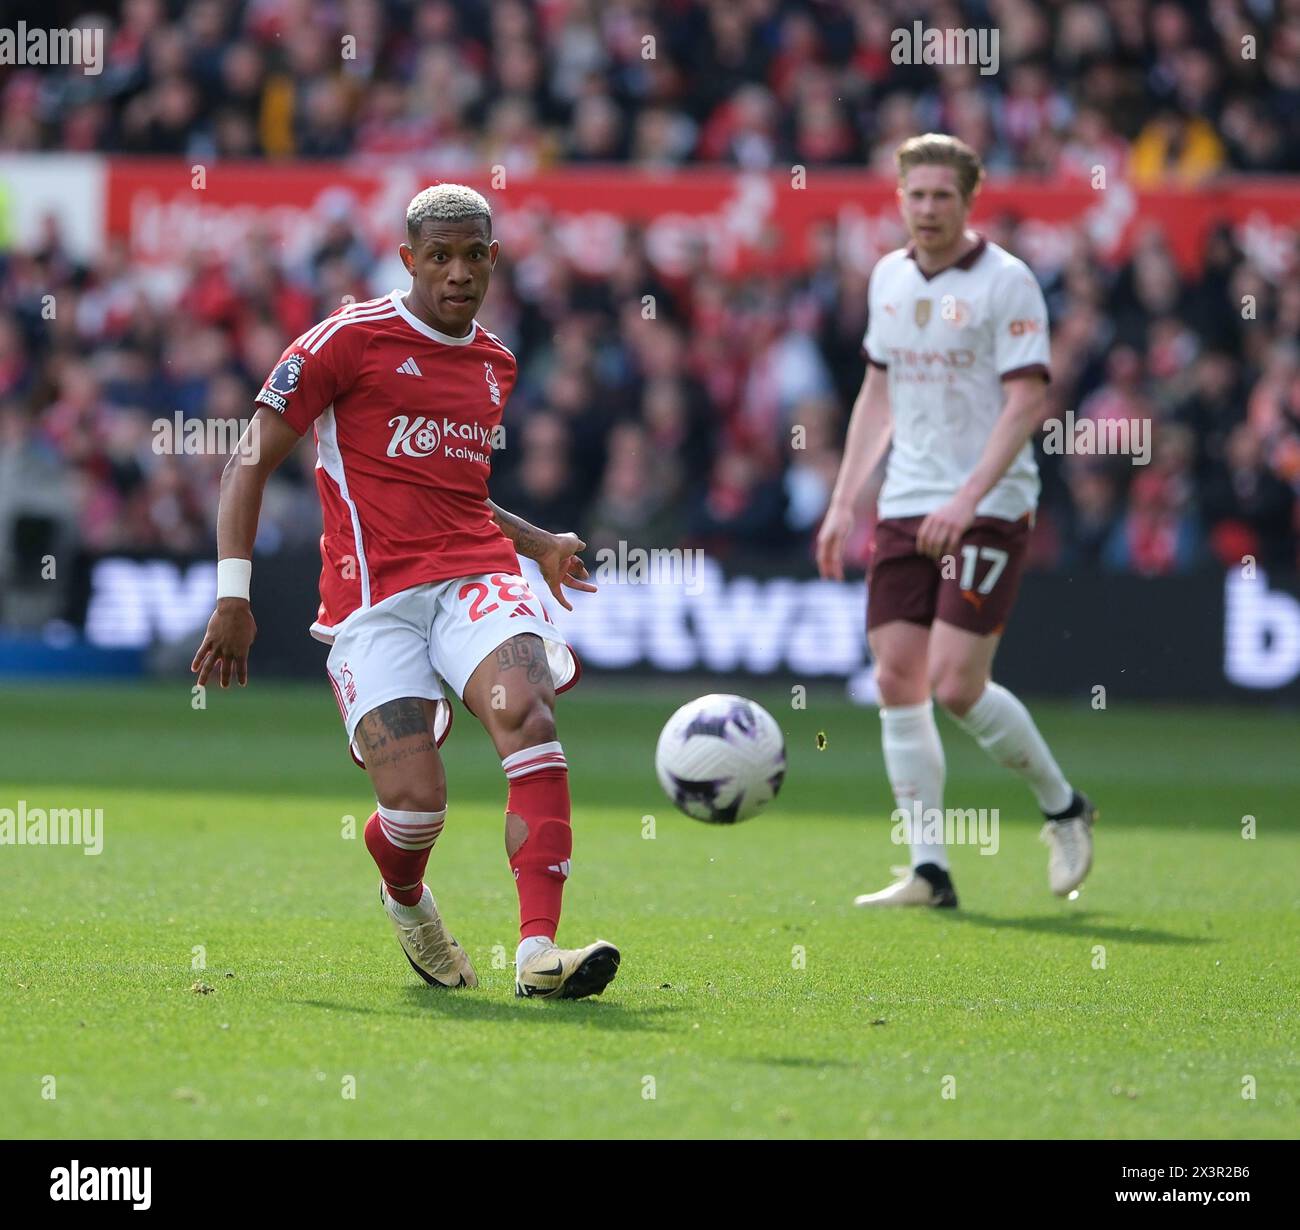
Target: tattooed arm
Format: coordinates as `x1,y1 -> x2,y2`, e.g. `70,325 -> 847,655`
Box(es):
486,499 -> 597,611
487,500 -> 552,562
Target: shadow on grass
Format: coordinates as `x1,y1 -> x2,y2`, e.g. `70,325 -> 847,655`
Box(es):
288,991 -> 680,1032
948,910 -> 1209,947
744,1055 -> 875,1072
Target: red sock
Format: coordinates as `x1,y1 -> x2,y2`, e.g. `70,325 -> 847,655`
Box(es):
364,806 -> 445,906
502,742 -> 571,940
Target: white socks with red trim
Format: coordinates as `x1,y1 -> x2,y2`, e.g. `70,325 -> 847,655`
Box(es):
501,741 -> 567,780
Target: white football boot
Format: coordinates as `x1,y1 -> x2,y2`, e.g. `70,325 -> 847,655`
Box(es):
854,865 -> 959,909
515,939 -> 620,1000
1040,794 -> 1097,896
380,884 -> 478,988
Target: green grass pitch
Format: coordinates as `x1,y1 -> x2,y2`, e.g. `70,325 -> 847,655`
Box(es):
2,679 -> 1297,1139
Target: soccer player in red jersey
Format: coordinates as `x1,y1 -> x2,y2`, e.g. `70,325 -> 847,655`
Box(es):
191,185 -> 619,999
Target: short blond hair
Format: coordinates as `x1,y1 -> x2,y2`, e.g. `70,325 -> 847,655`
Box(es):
895,133 -> 984,200
406,184 -> 492,238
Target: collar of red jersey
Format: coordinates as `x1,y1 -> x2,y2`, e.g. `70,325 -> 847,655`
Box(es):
388,290 -> 478,345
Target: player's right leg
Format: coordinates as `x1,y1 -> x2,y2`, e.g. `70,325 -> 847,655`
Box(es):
325,590 -> 476,989
853,516 -> 957,908
353,698 -> 477,988
855,618 -> 959,908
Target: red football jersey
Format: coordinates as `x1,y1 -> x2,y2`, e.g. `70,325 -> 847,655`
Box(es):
254,291 -> 521,640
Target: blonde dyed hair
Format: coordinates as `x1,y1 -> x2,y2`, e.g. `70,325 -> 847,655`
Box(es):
406,184 -> 492,238
894,134 -> 984,200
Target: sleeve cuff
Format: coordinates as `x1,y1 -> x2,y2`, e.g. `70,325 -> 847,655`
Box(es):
860,345 -> 887,370
1000,364 -> 1050,384
254,391 -> 309,435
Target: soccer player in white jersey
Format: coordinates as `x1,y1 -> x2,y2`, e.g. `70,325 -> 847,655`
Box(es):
817,134 -> 1095,907
191,185 -> 619,997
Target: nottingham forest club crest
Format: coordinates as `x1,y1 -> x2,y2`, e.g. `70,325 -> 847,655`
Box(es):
484,361 -> 500,406
914,298 -> 932,326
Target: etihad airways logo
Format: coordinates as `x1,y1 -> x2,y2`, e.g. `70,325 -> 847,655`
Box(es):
387,415 -> 505,460
886,347 -> 976,368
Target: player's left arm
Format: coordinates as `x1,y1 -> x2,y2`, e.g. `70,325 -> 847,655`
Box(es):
917,264 -> 1051,560
487,499 -> 597,610
916,377 -> 1047,559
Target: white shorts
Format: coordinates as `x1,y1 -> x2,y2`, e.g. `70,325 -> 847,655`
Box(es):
323,572 -> 580,768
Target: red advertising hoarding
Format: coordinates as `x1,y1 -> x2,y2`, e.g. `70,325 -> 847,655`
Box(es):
104,160 -> 1300,281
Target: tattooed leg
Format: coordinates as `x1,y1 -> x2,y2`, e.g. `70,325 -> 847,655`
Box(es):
463,634 -> 558,758
354,697 -> 447,812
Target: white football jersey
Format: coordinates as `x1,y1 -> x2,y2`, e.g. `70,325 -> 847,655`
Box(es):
862,235 -> 1050,521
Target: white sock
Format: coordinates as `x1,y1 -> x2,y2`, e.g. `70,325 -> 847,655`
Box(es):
950,682 -> 1073,814
386,883 -> 433,922
880,700 -> 948,871
376,804 -> 445,851
516,935 -> 555,969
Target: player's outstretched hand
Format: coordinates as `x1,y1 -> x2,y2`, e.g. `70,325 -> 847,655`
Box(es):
916,493 -> 977,561
816,506 -> 854,580
192,599 -> 257,689
538,531 -> 597,611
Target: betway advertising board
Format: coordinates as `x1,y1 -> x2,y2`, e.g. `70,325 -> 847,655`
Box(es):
76,551 -> 1300,703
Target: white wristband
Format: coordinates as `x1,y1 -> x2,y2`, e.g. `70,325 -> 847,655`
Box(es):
216,558 -> 252,601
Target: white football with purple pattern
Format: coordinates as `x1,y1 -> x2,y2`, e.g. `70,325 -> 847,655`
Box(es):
655,694 -> 787,824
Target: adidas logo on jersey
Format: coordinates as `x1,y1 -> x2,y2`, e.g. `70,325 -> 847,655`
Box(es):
396,357 -> 423,376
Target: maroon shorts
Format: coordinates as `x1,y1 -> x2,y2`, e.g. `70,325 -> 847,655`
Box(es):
866,513 -> 1033,637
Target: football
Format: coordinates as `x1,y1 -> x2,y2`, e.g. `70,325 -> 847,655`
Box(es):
654,694 -> 787,824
